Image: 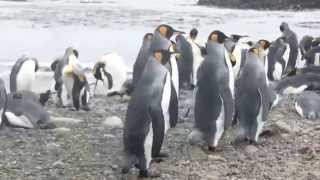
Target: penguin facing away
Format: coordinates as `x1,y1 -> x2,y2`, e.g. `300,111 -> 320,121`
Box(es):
189,30 -> 234,151
122,49 -> 176,178
176,34 -> 193,89
10,56 -> 39,93
236,44 -> 274,144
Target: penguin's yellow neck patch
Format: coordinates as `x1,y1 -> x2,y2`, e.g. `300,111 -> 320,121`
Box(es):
229,53 -> 236,64
65,64 -> 73,76
159,26 -> 167,37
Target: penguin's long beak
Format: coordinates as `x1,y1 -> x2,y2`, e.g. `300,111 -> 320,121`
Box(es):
173,29 -> 185,35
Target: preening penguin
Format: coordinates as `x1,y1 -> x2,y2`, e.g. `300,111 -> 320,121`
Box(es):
235,41 -> 276,144
93,53 -> 129,96
122,49 -> 177,177
295,91 -> 320,120
189,30 -> 234,151
53,47 -> 90,111
10,56 -> 39,93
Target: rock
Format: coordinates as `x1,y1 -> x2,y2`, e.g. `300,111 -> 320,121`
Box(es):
187,146 -> 207,161
51,117 -> 83,124
308,171 -> 320,179
103,116 -> 123,128
52,127 -> 71,133
245,145 -> 259,155
52,160 -> 65,169
271,121 -> 295,134
208,155 -> 226,162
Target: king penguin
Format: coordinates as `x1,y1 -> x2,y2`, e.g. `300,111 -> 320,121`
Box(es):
280,22 -> 299,75
53,47 -> 90,111
186,28 -> 205,87
236,41 -> 276,144
122,24 -> 182,177
0,78 -> 55,129
189,31 -> 234,151
122,48 -> 177,178
176,34 -> 194,89
10,56 -> 39,93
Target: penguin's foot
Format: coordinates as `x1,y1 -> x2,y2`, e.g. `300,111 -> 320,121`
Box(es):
81,106 -> 90,111
208,146 -> 216,152
138,169 -> 160,178
152,152 -> 169,163
259,129 -> 274,138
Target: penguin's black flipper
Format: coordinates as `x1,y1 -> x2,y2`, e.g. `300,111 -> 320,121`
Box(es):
169,81 -> 178,128
220,88 -> 234,129
149,107 -> 165,159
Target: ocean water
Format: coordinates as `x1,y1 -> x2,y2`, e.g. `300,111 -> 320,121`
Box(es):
0,0 -> 319,91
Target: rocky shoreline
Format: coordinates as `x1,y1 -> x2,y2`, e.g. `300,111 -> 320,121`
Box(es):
198,0 -> 320,10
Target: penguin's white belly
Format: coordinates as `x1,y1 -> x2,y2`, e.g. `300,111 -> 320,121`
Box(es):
295,102 -> 304,118
315,53 -> 320,66
232,45 -> 243,79
283,44 -> 290,68
144,123 -> 153,169
213,95 -> 225,147
190,42 -> 203,86
283,85 -> 308,95
273,62 -> 283,80
255,90 -> 264,142
61,66 -> 74,106
224,50 -> 235,98
5,111 -> 34,129
16,60 -> 36,92
170,56 -> 179,96
161,73 -> 172,133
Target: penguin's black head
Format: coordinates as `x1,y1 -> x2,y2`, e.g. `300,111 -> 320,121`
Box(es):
189,28 -> 198,40
143,33 -> 153,41
39,90 -> 51,106
153,49 -> 171,65
280,22 -> 289,32
50,59 -> 60,71
73,49 -> 79,58
93,62 -> 105,81
156,24 -> 185,39
230,34 -> 249,43
208,30 -> 228,44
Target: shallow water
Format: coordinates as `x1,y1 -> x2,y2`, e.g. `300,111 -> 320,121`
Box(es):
0,0 -> 319,71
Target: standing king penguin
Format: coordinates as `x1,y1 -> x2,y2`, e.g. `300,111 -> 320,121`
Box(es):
189,31 -> 234,151
236,42 -> 274,144
10,56 -> 39,93
122,24 -> 182,178
280,22 -> 299,75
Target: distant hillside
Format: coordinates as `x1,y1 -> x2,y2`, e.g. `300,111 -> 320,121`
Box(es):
198,0 -> 320,10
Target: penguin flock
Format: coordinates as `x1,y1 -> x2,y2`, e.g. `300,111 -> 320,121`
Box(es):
0,22 -> 320,178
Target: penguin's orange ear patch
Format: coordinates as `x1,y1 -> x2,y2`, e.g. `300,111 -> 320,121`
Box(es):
154,52 -> 163,62
159,26 -> 168,37
210,33 -> 218,42
259,40 -> 271,50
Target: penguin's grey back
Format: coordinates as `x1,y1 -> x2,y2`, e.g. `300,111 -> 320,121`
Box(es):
132,37 -> 153,87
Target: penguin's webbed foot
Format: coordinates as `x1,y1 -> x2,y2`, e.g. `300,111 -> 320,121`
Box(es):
139,169 -> 160,178
152,152 -> 169,163
82,106 -> 90,111
208,146 -> 216,152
